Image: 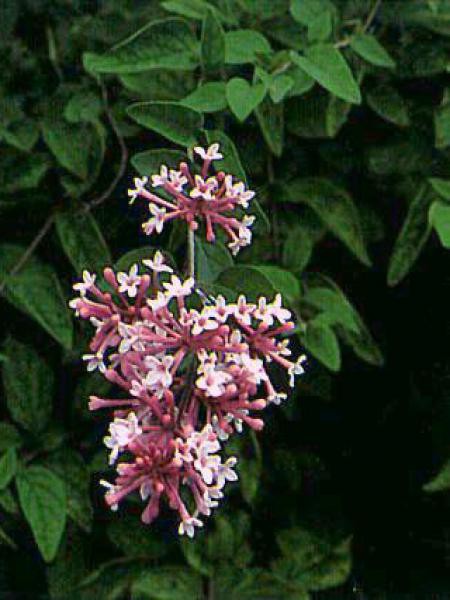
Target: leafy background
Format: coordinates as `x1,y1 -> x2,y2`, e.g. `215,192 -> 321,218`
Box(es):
1,0 -> 450,597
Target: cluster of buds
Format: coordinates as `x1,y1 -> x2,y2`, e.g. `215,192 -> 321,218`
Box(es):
70,253 -> 306,536
128,143 -> 256,255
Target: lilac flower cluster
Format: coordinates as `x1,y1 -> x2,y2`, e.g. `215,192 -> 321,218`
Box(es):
71,144 -> 306,537
128,144 -> 256,255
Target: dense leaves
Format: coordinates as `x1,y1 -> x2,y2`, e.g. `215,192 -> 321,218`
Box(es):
1,0 -> 450,597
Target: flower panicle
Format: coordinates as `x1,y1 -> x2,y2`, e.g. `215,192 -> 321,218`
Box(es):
128,143 -> 257,256
70,250 -> 306,537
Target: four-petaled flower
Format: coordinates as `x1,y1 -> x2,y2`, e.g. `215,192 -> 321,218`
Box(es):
117,264 -> 142,298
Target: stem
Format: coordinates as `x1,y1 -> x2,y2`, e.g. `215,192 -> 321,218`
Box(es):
267,152 -> 280,261
0,214 -> 55,295
207,577 -> 214,600
187,227 -> 195,279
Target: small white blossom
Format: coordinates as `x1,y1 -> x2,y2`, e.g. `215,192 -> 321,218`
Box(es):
143,250 -> 173,273
142,203 -> 166,235
147,291 -> 168,311
163,275 -> 195,298
194,143 -> 223,161
196,360 -> 232,398
82,351 -> 106,373
168,169 -> 188,191
268,391 -> 288,405
232,295 -> 255,325
117,264 -> 141,298
151,165 -> 168,188
144,355 -> 174,394
73,270 -> 96,296
103,412 -> 142,464
128,176 -> 148,203
178,516 -> 203,538
288,354 -> 307,387
216,456 -> 238,489
270,294 -> 292,323
191,308 -> 219,336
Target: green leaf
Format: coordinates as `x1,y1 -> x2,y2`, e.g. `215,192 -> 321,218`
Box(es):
201,8 -> 225,72
0,448 -> 17,490
44,450 -> 93,533
237,0 -> 288,18
291,45 -> 361,104
290,0 -> 333,26
16,466 -> 67,562
316,276 -> 383,367
195,238 -> 233,284
434,101 -> 450,149
0,487 -> 19,515
270,74 -> 294,103
55,209 -> 111,274
0,152 -> 50,193
302,287 -> 359,333
287,67 -> 315,98
218,265 -> 300,304
274,527 -> 352,592
387,185 -> 433,286
350,33 -> 396,69
226,78 -> 267,122
0,422 -> 22,453
286,92 -> 349,139
224,29 -> 272,65
131,567 -> 202,599
303,321 -> 341,371
0,244 -> 73,349
83,18 -> 199,74
64,92 -> 103,124
255,95 -> 284,157
42,118 -> 93,180
1,120 -> 39,152
180,82 -> 227,113
424,459 -> 450,492
307,10 -> 333,43
2,337 -> 54,432
429,178 -> 450,201
367,85 -> 410,127
429,201 -> 450,248
279,178 -> 371,265
282,225 -> 315,274
131,149 -> 186,177
127,102 -> 203,146
161,0 -> 225,21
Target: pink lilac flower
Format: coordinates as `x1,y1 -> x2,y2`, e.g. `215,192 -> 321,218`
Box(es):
128,143 -> 256,255
70,251 -> 306,536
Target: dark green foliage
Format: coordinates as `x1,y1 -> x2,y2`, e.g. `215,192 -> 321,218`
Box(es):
1,0 -> 450,597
